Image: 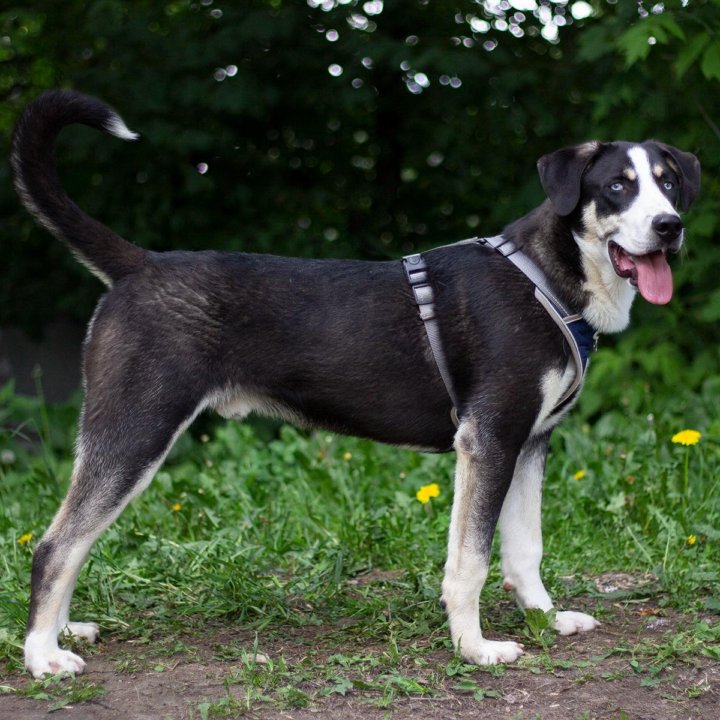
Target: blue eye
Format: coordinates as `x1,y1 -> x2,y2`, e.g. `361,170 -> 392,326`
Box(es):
663,180 -> 674,191
609,182 -> 623,192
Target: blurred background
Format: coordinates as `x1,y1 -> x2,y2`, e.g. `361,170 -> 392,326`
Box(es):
1,0 -> 719,415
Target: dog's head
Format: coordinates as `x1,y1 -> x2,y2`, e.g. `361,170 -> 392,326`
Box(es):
538,141 -> 700,308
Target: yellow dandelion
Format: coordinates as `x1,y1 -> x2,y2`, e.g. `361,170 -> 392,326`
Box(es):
172,503 -> 182,512
343,451 -> 352,461
573,469 -> 586,481
672,429 -> 702,446
416,483 -> 440,504
18,532 -> 33,545
687,535 -> 697,546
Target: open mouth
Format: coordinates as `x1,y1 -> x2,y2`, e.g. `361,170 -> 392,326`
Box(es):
608,241 -> 673,305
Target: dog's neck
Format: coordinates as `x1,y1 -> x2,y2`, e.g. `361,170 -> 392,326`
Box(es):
503,201 -> 588,314
503,200 -> 635,334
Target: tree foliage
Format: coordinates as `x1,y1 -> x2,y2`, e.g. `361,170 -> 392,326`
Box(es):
1,0 -> 719,407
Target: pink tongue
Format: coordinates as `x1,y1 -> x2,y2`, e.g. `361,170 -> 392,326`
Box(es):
634,251 -> 673,305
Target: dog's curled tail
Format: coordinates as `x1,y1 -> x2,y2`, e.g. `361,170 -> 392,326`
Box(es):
11,90 -> 146,286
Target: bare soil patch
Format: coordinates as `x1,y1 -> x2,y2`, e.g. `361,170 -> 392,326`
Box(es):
2,602 -> 718,719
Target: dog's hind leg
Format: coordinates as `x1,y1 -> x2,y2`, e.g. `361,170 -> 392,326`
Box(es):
24,385 -> 206,678
499,432 -> 600,635
440,419 -> 527,666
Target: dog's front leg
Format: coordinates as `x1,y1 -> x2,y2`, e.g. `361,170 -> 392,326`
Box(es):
440,420 -> 525,665
499,432 -> 599,636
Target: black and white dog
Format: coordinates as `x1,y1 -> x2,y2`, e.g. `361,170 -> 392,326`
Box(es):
12,91 -> 700,678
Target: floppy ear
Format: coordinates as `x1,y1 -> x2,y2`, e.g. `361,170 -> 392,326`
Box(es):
655,142 -> 701,212
537,141 -> 603,217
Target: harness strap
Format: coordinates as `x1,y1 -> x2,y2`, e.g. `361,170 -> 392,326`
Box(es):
403,236 -> 599,426
403,253 -> 461,426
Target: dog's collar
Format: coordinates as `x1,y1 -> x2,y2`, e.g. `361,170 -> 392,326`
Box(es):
403,235 -> 599,426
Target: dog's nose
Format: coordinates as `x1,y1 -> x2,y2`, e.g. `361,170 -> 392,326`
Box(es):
652,214 -> 683,243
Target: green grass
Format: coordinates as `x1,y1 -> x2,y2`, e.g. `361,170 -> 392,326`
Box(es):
1,372 -> 719,708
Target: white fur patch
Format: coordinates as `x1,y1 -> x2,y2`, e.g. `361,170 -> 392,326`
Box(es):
62,622 -> 100,643
499,442 -> 552,612
211,387 -> 319,430
532,364 -> 575,434
214,391 -> 264,421
104,113 -> 140,142
25,631 -> 86,678
554,610 -> 600,635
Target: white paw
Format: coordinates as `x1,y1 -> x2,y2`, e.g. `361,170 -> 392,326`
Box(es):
459,639 -> 525,666
62,622 -> 100,643
26,647 -> 87,679
553,610 -> 600,636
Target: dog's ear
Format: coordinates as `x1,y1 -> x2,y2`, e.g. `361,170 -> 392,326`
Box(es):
537,142 -> 603,217
654,142 -> 701,212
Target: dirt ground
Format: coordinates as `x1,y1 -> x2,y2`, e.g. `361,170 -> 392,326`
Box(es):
1,602 -> 718,720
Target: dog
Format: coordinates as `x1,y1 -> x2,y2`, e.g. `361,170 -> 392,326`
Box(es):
11,91 -> 700,678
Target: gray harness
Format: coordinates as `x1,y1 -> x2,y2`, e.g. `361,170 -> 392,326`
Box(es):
403,235 -> 599,426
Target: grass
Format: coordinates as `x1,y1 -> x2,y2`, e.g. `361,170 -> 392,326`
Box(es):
0,372 -> 719,713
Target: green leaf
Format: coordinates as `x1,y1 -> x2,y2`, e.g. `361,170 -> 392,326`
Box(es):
524,607 -> 557,649
675,32 -> 711,78
656,14 -> 686,42
577,25 -> 613,63
48,697 -> 73,713
616,23 -> 654,66
320,676 -> 354,696
474,688 -> 502,700
616,15 -> 686,67
640,677 -> 662,688
700,40 -> 720,81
